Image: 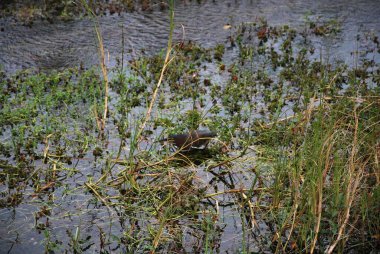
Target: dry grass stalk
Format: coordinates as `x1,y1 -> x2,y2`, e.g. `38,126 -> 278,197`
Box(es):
95,25 -> 109,133
80,0 -> 109,135
134,6 -> 175,148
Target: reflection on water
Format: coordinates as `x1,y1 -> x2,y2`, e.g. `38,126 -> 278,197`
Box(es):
1,0 -> 380,72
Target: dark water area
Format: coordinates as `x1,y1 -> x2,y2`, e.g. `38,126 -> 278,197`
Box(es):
1,0 -> 380,73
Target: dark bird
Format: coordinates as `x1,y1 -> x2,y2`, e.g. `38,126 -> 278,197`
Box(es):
160,130 -> 217,151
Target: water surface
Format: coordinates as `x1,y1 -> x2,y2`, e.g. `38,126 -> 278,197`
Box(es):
1,0 -> 379,72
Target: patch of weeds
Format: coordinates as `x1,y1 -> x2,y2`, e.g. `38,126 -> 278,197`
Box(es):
214,44 -> 225,61
304,14 -> 342,36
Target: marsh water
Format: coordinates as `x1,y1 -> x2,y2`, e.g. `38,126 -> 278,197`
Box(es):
1,0 -> 380,72
0,0 -> 380,253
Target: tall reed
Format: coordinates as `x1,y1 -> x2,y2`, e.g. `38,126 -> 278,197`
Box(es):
80,0 -> 109,136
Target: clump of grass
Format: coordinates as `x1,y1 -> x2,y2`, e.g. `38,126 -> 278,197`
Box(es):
257,97 -> 379,253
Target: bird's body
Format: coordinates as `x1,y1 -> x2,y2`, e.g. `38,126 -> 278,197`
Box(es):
161,130 -> 217,150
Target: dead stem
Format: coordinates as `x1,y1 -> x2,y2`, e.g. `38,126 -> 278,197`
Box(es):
84,182 -> 115,214
80,0 -> 109,135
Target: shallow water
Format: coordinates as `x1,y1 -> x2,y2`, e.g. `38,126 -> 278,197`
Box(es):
1,0 -> 380,72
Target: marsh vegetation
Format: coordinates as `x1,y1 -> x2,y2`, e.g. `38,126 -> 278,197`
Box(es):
0,1 -> 379,253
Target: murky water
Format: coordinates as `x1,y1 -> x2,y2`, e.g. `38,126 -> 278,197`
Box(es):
1,0 -> 380,72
